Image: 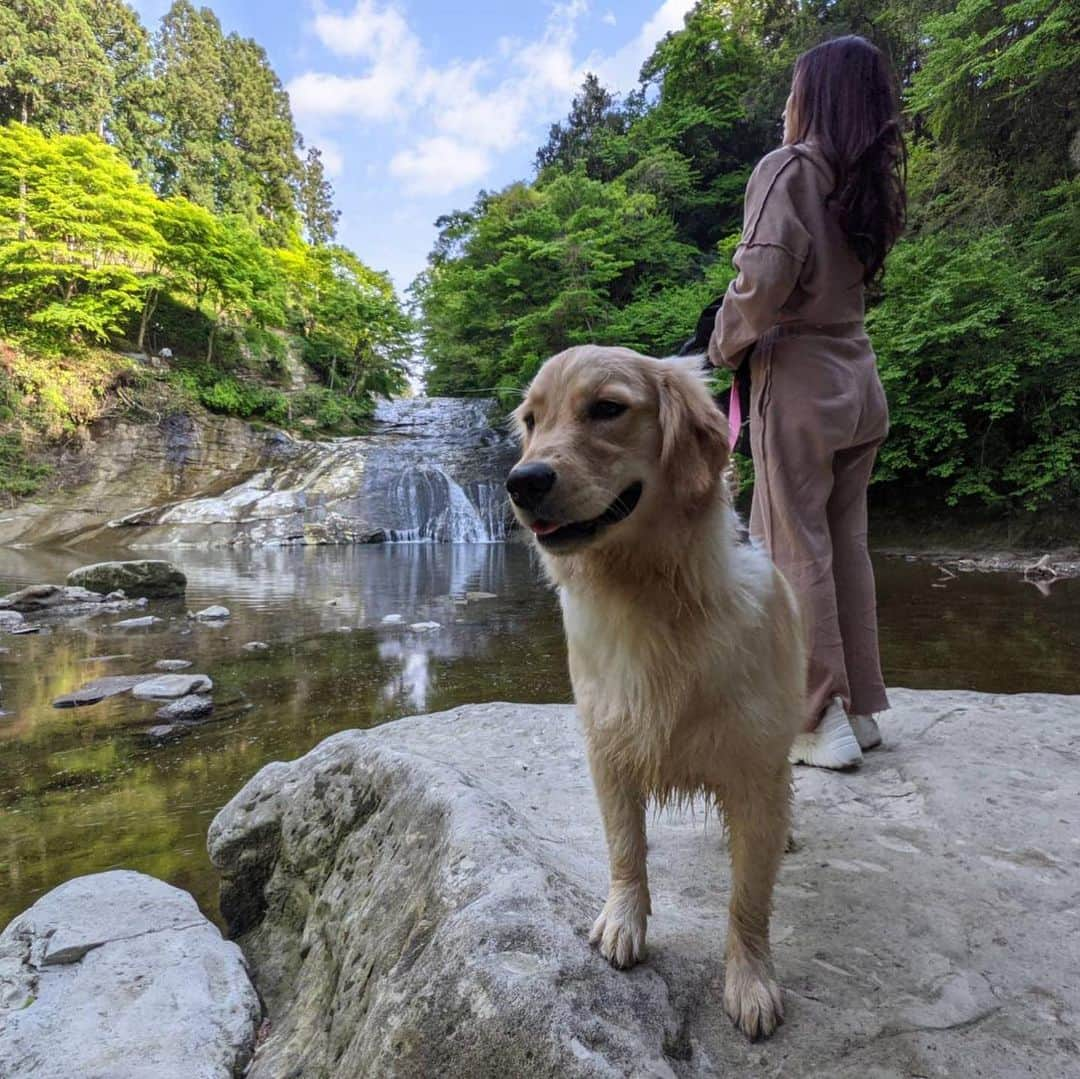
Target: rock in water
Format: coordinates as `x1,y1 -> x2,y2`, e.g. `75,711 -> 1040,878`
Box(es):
112,615 -> 162,630
52,675 -> 152,708
193,605 -> 230,621
66,560 -> 187,599
0,584 -> 102,613
131,674 -> 212,700
0,611 -> 24,629
154,694 -> 213,722
209,692 -> 1080,1078
0,870 -> 260,1078
155,659 -> 193,671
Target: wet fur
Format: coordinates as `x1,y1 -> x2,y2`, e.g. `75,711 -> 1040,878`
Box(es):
510,345 -> 806,1040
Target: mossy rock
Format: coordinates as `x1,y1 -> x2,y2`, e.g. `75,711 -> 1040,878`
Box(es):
67,560 -> 186,599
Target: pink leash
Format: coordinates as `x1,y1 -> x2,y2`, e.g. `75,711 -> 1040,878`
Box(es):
728,374 -> 742,450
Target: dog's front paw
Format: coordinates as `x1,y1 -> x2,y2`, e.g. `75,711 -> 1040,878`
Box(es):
589,885 -> 648,969
724,954 -> 784,1040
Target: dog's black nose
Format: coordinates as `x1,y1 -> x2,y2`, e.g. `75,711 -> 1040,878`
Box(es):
506,462 -> 556,509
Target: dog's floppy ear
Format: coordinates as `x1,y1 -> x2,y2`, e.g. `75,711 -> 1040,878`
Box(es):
658,359 -> 730,506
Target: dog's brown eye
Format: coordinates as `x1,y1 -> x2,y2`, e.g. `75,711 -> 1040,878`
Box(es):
588,400 -> 628,421
523,412 -> 535,431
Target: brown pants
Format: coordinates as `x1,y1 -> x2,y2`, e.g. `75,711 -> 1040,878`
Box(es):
749,328 -> 890,730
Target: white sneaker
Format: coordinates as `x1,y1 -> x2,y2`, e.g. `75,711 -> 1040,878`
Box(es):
789,698 -> 863,770
848,714 -> 882,751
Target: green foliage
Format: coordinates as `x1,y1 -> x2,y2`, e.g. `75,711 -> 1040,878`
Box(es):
870,229 -> 1079,508
150,0 -> 303,240
417,168 -> 702,397
291,244 -> 412,401
1,0 -> 334,243
0,119 -> 410,436
417,0 -> 1080,514
0,431 -> 51,497
168,363 -> 288,425
291,386 -> 372,431
0,124 -> 159,345
297,145 -> 340,246
0,0 -> 112,130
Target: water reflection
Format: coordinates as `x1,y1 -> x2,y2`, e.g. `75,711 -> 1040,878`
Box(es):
0,543 -> 1077,930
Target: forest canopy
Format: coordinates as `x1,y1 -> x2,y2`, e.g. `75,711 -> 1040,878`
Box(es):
415,0 -> 1079,513
0,0 -> 409,490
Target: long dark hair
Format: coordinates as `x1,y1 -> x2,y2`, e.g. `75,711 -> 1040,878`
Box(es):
786,36 -> 906,284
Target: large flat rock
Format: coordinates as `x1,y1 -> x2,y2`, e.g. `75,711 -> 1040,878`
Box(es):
66,560 -> 186,599
0,870 -> 261,1079
208,689 -> 1080,1078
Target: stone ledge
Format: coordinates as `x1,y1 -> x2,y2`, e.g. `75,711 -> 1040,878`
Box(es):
0,871 -> 261,1079
209,689 -> 1080,1078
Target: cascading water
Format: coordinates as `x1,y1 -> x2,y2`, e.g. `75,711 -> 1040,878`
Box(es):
106,396 -> 518,547
368,398 -> 515,544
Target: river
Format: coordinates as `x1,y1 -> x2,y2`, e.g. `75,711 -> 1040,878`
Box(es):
2,541 -> 1078,929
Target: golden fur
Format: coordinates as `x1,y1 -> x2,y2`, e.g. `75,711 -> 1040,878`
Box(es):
509,345 -> 806,1040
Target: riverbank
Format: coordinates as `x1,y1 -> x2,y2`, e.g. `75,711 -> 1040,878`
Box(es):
5,689 -> 1077,1077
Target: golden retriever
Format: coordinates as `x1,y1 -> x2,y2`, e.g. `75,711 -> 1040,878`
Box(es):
506,345 -> 806,1040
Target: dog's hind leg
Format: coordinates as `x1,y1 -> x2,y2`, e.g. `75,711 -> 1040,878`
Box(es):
587,746 -> 651,970
721,764 -> 791,1040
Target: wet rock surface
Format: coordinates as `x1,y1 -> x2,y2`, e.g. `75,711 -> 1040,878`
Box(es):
111,615 -> 162,629
0,584 -> 150,630
0,412 -> 272,548
66,560 -> 187,599
210,689 -> 1080,1078
193,605 -> 230,621
52,675 -> 152,709
155,658 -> 193,670
0,871 -> 260,1079
0,398 -> 516,549
154,694 -> 213,721
131,674 -> 212,699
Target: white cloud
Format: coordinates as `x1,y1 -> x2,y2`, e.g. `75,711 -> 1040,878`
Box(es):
588,0 -> 694,89
316,139 -> 345,178
602,10 -> 617,26
311,0 -> 413,59
290,0 -> 696,197
288,70 -> 406,121
389,136 -> 491,196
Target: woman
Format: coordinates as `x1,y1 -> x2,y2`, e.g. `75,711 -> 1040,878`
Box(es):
708,35 -> 906,769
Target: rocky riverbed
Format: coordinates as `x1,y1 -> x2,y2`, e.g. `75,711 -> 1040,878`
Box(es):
0,398 -> 517,549
4,689 -> 1078,1078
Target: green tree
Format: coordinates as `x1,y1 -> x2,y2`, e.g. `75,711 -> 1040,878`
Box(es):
82,0 -> 155,170
300,247 -> 411,400
151,0 -> 228,209
297,145 -> 340,246
0,0 -> 111,130
152,1 -> 302,238
0,124 -> 160,345
220,32 -> 302,236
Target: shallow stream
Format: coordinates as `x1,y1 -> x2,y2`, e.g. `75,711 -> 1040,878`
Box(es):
2,542 -> 1078,927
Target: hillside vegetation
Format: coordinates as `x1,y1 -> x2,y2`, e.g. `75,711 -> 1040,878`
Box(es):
415,0 -> 1079,515
0,0 -> 411,497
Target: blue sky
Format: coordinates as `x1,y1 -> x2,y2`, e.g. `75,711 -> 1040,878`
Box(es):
132,1 -> 697,294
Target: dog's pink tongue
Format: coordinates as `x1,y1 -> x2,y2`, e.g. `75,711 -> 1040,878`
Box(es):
530,520 -> 560,537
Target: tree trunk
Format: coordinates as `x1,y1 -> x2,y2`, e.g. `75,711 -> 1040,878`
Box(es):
138,289 -> 160,355
18,95 -> 28,242
346,344 -> 364,397
207,321 -> 218,364
329,354 -> 336,391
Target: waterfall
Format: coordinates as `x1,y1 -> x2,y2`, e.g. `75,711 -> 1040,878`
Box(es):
105,395 -> 518,547
383,469 -> 510,543
368,398 -> 516,544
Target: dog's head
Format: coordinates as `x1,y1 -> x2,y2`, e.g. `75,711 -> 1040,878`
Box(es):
506,345 -> 729,556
